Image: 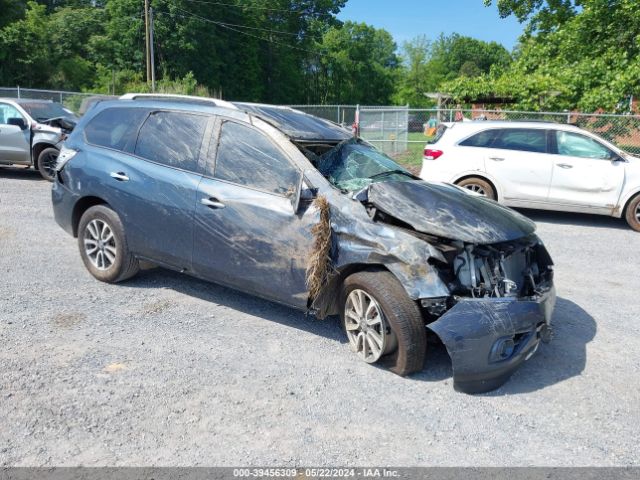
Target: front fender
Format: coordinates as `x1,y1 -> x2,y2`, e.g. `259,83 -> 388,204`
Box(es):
311,201 -> 451,317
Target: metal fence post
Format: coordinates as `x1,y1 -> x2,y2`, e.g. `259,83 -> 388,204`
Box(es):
17,86 -> 20,99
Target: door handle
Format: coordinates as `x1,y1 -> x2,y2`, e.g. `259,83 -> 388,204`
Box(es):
556,163 -> 573,169
489,157 -> 505,162
110,171 -> 129,181
201,197 -> 225,209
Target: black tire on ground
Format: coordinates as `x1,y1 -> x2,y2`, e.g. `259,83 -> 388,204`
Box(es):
77,205 -> 139,283
37,147 -> 59,181
456,176 -> 496,200
340,270 -> 426,376
625,194 -> 640,232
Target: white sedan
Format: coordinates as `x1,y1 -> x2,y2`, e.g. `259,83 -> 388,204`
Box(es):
419,121 -> 640,231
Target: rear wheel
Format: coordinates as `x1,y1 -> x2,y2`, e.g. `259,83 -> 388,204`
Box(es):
37,147 -> 59,181
456,177 -> 496,200
77,205 -> 139,283
340,270 -> 426,376
625,194 -> 640,232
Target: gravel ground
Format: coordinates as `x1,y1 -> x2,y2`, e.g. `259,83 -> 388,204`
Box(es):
1,165 -> 639,467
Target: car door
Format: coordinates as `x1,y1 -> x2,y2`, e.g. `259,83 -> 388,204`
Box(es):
0,102 -> 30,164
547,130 -> 625,212
82,107 -> 207,269
193,118 -> 316,308
482,128 -> 554,203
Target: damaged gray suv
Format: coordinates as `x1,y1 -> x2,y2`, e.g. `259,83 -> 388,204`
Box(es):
52,94 -> 556,393
0,98 -> 76,180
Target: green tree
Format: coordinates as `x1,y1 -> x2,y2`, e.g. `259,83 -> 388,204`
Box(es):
317,21 -> 399,104
0,1 -> 52,87
451,0 -> 640,111
392,33 -> 511,106
392,35 -> 435,107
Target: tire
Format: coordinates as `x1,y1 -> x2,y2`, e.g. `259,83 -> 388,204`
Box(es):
37,147 -> 59,182
625,194 -> 640,232
456,177 -> 496,200
77,205 -> 139,283
340,270 -> 426,376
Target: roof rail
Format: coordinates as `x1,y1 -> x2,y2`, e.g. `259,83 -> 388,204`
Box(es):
119,93 -> 238,110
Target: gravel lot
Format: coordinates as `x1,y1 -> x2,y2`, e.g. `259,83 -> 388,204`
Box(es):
1,165 -> 639,467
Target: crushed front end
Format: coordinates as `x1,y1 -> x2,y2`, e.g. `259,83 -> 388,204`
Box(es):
424,234 -> 555,393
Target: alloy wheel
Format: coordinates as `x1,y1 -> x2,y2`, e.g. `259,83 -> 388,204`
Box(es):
463,183 -> 487,196
344,289 -> 392,363
84,219 -> 117,270
40,151 -> 58,179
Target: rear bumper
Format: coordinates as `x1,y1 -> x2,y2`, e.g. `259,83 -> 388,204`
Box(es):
51,177 -> 77,236
427,285 -> 556,394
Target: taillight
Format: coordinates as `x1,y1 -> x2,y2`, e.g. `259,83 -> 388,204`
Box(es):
55,145 -> 78,171
424,149 -> 443,160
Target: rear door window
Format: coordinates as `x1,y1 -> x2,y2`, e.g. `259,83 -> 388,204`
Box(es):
459,129 -> 500,148
211,121 -> 300,196
135,111 -> 207,172
492,128 -> 548,153
84,107 -> 149,153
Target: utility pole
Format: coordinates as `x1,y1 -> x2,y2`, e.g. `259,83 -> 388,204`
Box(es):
144,0 -> 151,85
149,6 -> 156,92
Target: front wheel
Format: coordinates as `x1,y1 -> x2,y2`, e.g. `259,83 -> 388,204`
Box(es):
625,194 -> 640,232
340,270 -> 426,376
456,177 -> 496,200
37,147 -> 59,181
77,205 -> 139,283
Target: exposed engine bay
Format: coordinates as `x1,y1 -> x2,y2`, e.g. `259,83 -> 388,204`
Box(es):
439,235 -> 552,300
37,116 -> 76,134
293,136 -> 556,393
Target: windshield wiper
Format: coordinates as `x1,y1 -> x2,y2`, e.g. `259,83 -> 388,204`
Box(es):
369,169 -> 416,180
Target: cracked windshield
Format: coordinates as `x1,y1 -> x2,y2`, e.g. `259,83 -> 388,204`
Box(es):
317,139 -> 414,191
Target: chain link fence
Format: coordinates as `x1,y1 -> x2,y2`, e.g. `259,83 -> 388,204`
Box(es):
289,104 -> 405,130
359,107 -> 640,170
4,88 -> 638,163
0,87 -> 109,113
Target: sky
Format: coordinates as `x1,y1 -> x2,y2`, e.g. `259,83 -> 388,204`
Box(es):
337,0 -> 524,51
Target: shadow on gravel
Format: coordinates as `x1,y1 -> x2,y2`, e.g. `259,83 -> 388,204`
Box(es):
0,166 -> 43,181
484,297 -> 597,395
127,270 -> 595,393
127,267 -> 346,344
516,207 -> 628,230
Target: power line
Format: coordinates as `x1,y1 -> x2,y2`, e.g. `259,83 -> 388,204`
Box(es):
180,0 -> 309,13
174,6 -> 298,36
157,9 -> 327,57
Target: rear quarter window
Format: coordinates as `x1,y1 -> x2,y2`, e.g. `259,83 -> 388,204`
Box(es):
134,111 -> 207,172
83,107 -> 149,153
459,129 -> 500,148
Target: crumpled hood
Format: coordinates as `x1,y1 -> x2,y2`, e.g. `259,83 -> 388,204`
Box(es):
366,180 -> 536,244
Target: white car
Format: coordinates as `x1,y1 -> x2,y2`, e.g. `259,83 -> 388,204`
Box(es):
419,121 -> 640,231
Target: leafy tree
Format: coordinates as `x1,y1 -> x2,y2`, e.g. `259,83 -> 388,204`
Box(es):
0,1 -> 52,87
430,33 -> 511,79
448,0 -> 640,111
392,33 -> 511,106
317,21 -> 399,104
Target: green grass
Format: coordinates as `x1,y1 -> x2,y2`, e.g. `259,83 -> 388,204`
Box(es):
392,132 -> 432,173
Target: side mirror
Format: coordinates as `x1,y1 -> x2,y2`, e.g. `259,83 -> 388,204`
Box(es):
7,117 -> 27,130
300,186 -> 318,201
293,177 -> 316,213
